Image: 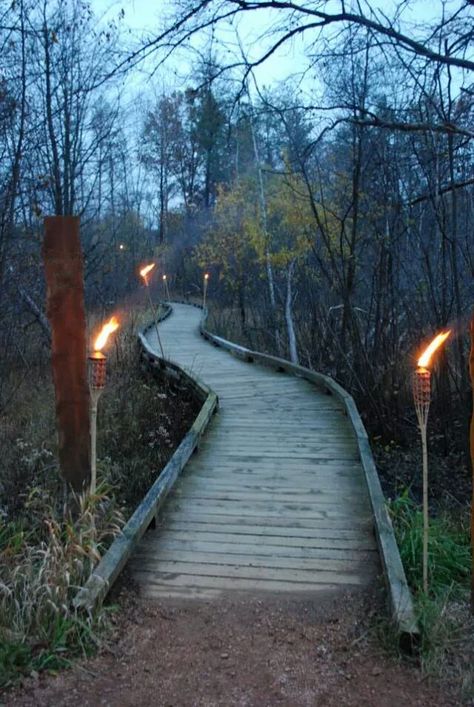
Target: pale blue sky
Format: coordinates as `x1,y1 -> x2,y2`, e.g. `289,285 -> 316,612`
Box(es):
93,0 -> 454,104
95,0 -> 323,91
89,0 -> 464,224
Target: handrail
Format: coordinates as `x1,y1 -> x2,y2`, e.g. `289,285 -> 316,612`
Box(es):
198,307 -> 419,649
75,300 -> 418,649
73,304 -> 218,612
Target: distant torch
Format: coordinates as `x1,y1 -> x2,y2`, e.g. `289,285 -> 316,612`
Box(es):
203,272 -> 209,310
140,262 -> 164,358
162,273 -> 171,301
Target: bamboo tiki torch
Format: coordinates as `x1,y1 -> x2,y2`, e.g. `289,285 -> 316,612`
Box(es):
413,330 -> 451,594
203,272 -> 209,310
140,263 -> 165,358
89,316 -> 119,494
162,274 -> 171,302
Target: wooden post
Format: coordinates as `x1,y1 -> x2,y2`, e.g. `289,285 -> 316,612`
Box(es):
470,311 -> 474,614
43,216 -> 90,492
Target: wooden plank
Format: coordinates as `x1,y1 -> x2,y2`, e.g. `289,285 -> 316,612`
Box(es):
139,530 -> 377,564
139,579 -> 345,598
176,477 -> 366,490
133,569 -> 369,589
187,459 -> 364,470
131,549 -> 377,583
192,451 -> 360,461
173,478 -> 368,495
160,511 -> 374,532
135,562 -> 374,585
169,490 -> 371,511
160,518 -> 375,541
176,479 -> 367,495
198,441 -> 359,452
211,427 -> 352,434
137,535 -> 378,558
164,498 -> 373,521
180,472 -> 365,485
207,428 -> 353,436
132,548 -> 376,572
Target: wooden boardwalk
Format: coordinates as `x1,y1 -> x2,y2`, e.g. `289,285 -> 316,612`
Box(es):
131,304 -> 379,599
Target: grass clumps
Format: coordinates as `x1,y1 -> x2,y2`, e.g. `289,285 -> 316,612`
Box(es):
390,491 -> 470,596
0,487 -> 124,688
389,491 -> 473,697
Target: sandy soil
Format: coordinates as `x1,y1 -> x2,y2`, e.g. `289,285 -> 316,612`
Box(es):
4,584 -> 459,707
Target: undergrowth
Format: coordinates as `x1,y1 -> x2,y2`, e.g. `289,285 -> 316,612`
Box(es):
390,491 -> 470,597
0,305 -> 199,689
389,491 -> 473,698
0,487 -> 123,688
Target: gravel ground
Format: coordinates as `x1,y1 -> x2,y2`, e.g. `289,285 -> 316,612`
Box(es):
4,583 -> 460,707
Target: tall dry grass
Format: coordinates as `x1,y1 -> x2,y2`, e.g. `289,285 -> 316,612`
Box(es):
0,487 -> 124,686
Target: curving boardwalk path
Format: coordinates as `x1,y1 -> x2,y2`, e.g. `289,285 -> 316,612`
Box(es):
130,304 -> 379,599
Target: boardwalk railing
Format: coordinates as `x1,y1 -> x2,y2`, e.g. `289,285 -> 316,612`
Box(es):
73,306 -> 218,612
76,301 -> 418,649
199,309 -> 419,648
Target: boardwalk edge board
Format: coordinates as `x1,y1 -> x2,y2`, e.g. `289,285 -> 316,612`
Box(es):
198,306 -> 419,647
73,304 -> 218,612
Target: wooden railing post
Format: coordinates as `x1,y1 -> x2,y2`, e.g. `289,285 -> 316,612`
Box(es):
43,216 -> 90,492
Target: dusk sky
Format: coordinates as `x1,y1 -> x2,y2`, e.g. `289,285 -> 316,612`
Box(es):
91,0 -> 447,111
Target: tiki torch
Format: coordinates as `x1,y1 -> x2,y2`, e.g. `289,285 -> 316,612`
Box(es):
413,330 -> 451,593
203,272 -> 209,310
162,273 -> 171,302
140,262 -> 165,358
89,316 -> 119,494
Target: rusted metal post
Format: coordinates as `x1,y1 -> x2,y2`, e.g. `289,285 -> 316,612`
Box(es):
43,216 -> 90,492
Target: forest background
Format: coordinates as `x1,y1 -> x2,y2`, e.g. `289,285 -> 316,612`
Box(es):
0,0 -> 473,497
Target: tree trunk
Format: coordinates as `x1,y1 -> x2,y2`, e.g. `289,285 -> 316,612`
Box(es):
285,260 -> 299,365
245,80 -> 281,354
43,15 -> 63,215
8,265 -> 51,342
0,0 -> 27,288
470,310 -> 474,613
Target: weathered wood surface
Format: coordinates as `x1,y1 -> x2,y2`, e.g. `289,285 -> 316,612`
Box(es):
200,311 -> 419,644
131,304 -> 380,599
73,305 -> 218,612
43,216 -> 90,491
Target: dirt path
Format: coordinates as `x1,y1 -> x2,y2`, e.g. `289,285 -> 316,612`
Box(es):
6,586 -> 456,707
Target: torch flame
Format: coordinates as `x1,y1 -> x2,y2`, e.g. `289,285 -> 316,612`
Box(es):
417,330 -> 451,369
140,263 -> 155,283
163,274 -> 167,281
94,316 -> 119,352
204,273 -> 209,281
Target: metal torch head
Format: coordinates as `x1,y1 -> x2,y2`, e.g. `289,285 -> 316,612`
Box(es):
413,367 -> 431,408
89,351 -> 106,390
